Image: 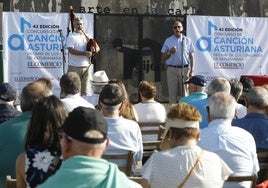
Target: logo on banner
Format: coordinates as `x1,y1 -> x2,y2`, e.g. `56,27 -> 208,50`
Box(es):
195,20 -> 263,69
7,17 -> 64,68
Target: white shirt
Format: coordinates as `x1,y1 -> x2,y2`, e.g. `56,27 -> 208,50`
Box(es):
198,119 -> 259,188
61,93 -> 95,112
142,145 -> 232,188
134,101 -> 166,122
104,116 -> 143,175
235,102 -> 247,119
83,93 -> 99,107
66,32 -> 92,67
134,102 -> 166,141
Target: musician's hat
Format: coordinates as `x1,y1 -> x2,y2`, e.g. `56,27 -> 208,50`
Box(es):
91,71 -> 109,86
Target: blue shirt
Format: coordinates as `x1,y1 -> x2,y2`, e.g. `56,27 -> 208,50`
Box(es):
179,92 -> 207,104
161,35 -> 195,66
104,116 -> 143,174
188,97 -> 209,129
232,113 -> 268,150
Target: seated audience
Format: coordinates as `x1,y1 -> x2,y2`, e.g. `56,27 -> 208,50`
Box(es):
179,75 -> 207,103
108,79 -> 138,122
39,107 -> 141,188
0,80 -> 51,187
229,78 -> 247,118
198,92 -> 259,187
60,72 -> 95,112
134,80 -> 166,123
134,80 -> 166,141
232,86 -> 268,151
99,83 -> 143,175
188,77 -> 231,129
16,95 -> 68,188
83,70 -> 109,107
0,82 -> 21,124
142,103 -> 232,188
232,86 -> 268,183
238,76 -> 254,106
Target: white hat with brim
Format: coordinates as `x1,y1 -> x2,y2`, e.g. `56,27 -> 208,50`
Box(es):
91,70 -> 109,86
160,119 -> 199,150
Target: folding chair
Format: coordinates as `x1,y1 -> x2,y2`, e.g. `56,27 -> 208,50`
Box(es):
5,175 -> 17,188
257,152 -> 268,183
103,151 -> 135,176
138,122 -> 165,164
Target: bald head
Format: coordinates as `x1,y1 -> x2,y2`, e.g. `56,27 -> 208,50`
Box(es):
20,81 -> 51,111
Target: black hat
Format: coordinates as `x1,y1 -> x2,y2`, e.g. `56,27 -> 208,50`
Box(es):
0,83 -> 17,101
184,75 -> 207,87
62,107 -> 107,144
99,83 -> 124,106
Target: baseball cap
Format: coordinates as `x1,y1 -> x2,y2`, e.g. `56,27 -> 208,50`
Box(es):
0,83 -> 17,101
184,75 -> 207,87
99,83 -> 125,106
160,119 -> 199,150
62,107 -> 107,144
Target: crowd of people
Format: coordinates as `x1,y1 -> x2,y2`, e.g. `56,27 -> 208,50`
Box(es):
0,19 -> 268,188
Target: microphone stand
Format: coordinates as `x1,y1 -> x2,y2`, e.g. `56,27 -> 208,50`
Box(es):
181,35 -> 185,97
58,29 -> 66,74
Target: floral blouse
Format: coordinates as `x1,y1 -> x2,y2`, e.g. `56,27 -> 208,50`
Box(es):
25,148 -> 62,188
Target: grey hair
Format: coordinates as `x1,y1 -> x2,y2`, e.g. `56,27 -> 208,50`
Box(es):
245,86 -> 268,109
207,78 -> 231,96
208,91 -> 236,119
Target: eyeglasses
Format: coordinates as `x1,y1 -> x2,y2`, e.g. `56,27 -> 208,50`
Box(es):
58,132 -> 73,142
173,26 -> 182,29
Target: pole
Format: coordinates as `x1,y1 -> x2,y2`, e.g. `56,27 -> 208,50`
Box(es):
58,29 -> 66,74
181,35 -> 185,97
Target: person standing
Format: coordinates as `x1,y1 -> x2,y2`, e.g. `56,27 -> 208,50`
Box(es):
161,20 -> 195,104
66,17 -> 100,96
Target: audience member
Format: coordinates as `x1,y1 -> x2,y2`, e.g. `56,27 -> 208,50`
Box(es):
232,86 -> 268,183
198,92 -> 259,187
39,107 -> 141,188
83,70 -> 109,107
262,84 -> 268,115
238,76 -> 254,106
134,80 -> 166,141
142,103 -> 232,188
188,77 -> 231,129
232,86 -> 268,151
60,72 -> 95,112
0,81 -> 51,187
99,83 -> 143,175
16,95 -> 68,188
229,78 -> 247,118
108,79 -> 138,122
36,77 -> 53,94
134,80 -> 166,122
179,75 -> 207,103
0,83 -> 21,124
